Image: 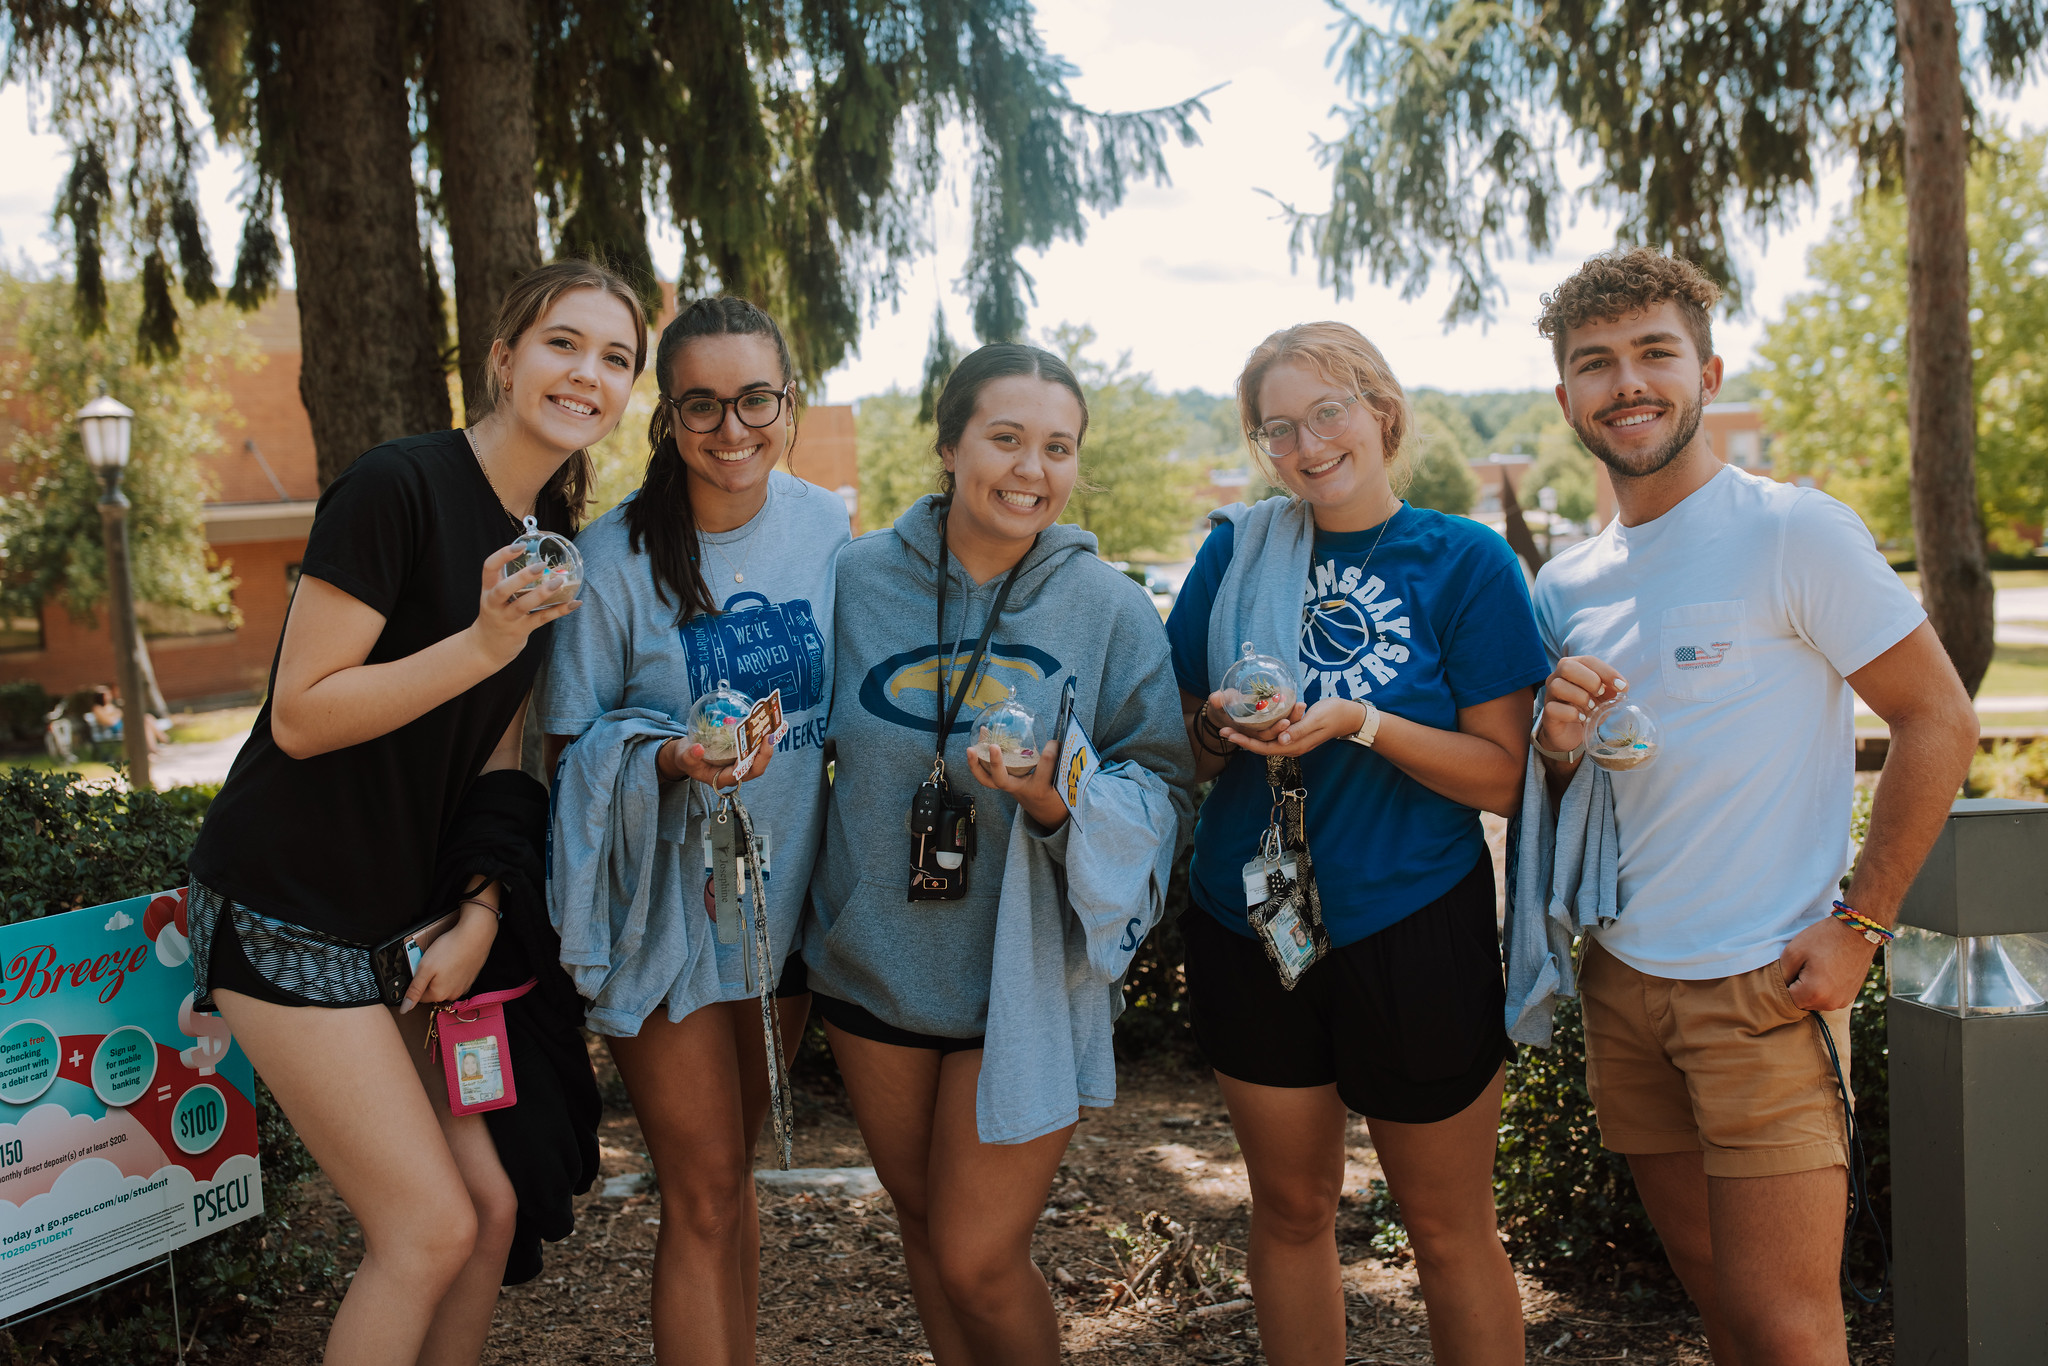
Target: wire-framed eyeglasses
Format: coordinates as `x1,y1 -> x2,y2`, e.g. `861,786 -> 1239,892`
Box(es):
669,386 -> 791,434
1250,394 -> 1365,458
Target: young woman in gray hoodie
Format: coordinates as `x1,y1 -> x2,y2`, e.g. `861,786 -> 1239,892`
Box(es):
805,344 -> 1192,1364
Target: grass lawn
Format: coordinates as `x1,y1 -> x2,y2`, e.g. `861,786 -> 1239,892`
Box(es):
0,751 -> 118,782
1894,568 -> 2048,591
164,704 -> 261,744
1980,644 -> 2048,698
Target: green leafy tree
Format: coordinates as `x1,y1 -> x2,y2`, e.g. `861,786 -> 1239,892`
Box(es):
854,388 -> 941,533
0,275 -> 245,626
1281,0 -> 2045,693
1760,129 -> 2048,555
1404,411 -> 1479,514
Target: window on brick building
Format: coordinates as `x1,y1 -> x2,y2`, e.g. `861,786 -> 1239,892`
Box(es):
0,610 -> 42,653
137,601 -> 237,639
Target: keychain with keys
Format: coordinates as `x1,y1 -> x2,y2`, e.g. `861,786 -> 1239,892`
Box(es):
1243,756 -> 1329,989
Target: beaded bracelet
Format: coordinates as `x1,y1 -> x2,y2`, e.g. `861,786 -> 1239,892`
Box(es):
1830,900 -> 1894,945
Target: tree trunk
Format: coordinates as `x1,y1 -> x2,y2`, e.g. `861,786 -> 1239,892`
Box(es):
259,0 -> 452,487
1897,0 -> 1994,695
436,0 -> 540,423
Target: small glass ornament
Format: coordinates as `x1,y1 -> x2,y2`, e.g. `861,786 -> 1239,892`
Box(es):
1586,687 -> 1660,772
686,679 -> 754,762
1220,641 -> 1297,726
972,687 -> 1041,777
500,514 -> 583,612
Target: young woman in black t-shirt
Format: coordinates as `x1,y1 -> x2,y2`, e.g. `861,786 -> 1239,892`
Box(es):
185,261 -> 646,1365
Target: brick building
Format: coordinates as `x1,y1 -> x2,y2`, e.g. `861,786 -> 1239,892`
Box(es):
0,294 -> 859,708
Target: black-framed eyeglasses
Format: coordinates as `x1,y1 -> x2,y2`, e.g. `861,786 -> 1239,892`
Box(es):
1250,394 -> 1364,458
669,386 -> 791,434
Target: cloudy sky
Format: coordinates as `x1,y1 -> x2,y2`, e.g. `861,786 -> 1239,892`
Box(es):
1,0 -> 2042,402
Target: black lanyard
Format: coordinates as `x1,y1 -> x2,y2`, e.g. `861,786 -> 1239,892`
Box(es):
933,508 -> 1035,760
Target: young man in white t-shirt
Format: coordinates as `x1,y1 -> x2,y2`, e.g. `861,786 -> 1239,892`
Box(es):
1529,249 -> 1980,1365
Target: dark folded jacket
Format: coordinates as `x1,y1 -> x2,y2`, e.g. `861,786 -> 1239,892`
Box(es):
428,768 -> 601,1285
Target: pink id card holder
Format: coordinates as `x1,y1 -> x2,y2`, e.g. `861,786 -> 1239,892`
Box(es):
431,979 -> 536,1116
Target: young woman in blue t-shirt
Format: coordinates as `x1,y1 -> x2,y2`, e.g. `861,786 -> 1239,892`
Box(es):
1164,322 -> 1547,1365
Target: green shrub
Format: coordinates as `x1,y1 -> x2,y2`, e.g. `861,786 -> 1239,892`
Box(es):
0,768 -> 326,1365
0,679 -> 52,746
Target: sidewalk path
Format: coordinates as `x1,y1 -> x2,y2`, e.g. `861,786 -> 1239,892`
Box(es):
151,728 -> 252,789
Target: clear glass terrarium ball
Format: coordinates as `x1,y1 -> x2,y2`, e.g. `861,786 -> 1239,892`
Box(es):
686,680 -> 754,762
1586,690 -> 1660,772
500,514 -> 583,611
972,687 -> 1041,777
1219,641 -> 1297,725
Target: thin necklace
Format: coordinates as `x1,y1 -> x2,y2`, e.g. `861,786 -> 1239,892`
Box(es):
703,482 -> 772,584
464,427 -> 531,531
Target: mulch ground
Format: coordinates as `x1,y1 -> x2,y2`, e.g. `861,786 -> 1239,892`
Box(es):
204,1047 -> 1893,1365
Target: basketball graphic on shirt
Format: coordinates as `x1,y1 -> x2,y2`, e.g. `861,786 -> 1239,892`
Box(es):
1301,596 -> 1375,674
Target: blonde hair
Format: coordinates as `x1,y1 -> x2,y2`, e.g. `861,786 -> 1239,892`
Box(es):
1234,321 -> 1414,493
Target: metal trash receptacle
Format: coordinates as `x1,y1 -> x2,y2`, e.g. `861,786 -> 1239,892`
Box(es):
1889,798 -> 2048,1365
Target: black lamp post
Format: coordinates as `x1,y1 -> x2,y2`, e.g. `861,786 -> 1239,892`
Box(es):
77,390 -> 153,789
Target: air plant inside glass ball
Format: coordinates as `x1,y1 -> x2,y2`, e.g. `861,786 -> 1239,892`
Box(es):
1586,687 -> 1661,772
1219,641 -> 1297,726
500,514 -> 583,612
972,687 -> 1041,777
686,680 -> 754,763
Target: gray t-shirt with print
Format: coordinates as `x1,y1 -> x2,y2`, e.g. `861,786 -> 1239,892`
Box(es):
540,470 -> 849,1016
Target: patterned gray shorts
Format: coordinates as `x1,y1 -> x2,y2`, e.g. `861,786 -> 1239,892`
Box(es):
189,882 -> 383,1008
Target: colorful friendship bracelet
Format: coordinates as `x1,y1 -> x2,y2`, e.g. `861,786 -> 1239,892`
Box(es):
1830,900 -> 1894,945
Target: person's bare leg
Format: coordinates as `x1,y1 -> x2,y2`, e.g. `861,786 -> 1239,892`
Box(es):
609,1004 -> 758,1366
214,990 -> 478,1366
1213,1073 -> 1349,1366
1709,1168 -> 1849,1366
732,993 -> 813,1322
1364,1066 -> 1521,1366
397,1005 -> 520,1366
825,1024 -> 970,1363
922,1050 -> 1073,1365
1626,1150 -> 1742,1363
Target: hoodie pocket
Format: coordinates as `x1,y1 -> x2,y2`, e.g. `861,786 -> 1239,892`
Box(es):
1659,600 -> 1754,703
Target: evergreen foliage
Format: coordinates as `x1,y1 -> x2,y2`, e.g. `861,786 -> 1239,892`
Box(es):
0,275 -> 248,627
1280,0 -> 2044,319
7,0 -> 1209,393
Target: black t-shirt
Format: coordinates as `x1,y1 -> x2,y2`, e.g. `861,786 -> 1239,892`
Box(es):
187,430 -> 569,944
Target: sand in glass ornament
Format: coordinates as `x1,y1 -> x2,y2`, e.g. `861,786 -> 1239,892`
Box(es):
971,687 -> 1041,777
1586,686 -> 1661,772
687,681 -> 755,763
500,515 -> 584,612
1220,642 -> 1297,726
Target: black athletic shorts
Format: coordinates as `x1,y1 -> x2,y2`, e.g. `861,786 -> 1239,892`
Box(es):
1182,850 -> 1509,1125
813,991 -> 985,1056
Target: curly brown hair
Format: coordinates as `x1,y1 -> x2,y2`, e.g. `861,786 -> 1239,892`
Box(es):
1537,249 -> 1722,375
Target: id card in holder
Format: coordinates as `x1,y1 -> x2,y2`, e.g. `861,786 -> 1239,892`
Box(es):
432,980 -> 535,1116
1242,829 -> 1328,990
704,814 -> 772,944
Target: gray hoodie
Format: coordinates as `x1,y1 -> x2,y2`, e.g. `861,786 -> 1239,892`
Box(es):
807,496 -> 1194,1139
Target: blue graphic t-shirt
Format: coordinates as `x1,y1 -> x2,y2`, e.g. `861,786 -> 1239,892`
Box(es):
1165,503 -> 1549,946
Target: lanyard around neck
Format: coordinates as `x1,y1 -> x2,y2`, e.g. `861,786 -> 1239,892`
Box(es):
934,506 -> 1036,760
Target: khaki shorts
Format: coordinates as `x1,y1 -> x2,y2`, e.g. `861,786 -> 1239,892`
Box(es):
1580,938 -> 1851,1178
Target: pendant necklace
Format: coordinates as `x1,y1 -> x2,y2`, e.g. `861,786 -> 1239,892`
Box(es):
465,427 -> 531,533
703,483 -> 772,584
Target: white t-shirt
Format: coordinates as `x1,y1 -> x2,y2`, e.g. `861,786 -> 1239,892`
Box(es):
1532,465 -> 1925,979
